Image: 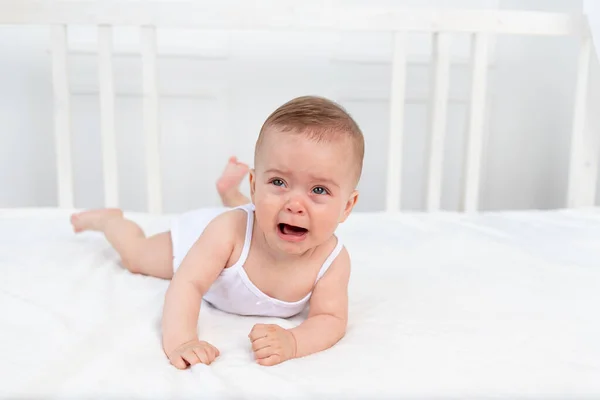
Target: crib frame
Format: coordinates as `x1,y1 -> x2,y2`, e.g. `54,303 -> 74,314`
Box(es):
1,1 -> 598,213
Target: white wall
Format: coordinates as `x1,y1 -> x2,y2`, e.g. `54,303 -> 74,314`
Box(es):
0,0 -> 598,213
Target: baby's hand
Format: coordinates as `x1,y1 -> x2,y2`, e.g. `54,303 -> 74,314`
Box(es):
166,339 -> 220,369
248,324 -> 297,366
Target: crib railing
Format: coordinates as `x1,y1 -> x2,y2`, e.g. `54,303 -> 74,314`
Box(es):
1,2 -> 597,213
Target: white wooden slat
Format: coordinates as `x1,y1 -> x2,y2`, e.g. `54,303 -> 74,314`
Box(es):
567,35 -> 596,208
98,25 -> 119,208
461,33 -> 490,213
141,26 -> 162,214
425,32 -> 451,212
0,3 -> 585,36
385,32 -> 407,213
51,25 -> 74,209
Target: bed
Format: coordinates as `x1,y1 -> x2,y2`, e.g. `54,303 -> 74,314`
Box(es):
1,1 -> 600,399
2,207 -> 600,398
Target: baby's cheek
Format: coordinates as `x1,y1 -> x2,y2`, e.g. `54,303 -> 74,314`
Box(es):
315,213 -> 339,233
255,195 -> 282,217
262,194 -> 283,209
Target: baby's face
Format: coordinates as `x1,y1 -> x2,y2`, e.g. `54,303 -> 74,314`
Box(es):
250,130 -> 359,256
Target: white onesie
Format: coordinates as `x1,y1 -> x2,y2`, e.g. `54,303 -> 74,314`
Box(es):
170,203 -> 344,318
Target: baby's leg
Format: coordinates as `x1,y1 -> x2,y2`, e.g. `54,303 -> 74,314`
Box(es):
71,209 -> 173,279
216,156 -> 251,207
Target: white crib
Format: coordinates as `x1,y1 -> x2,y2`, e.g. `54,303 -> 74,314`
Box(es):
1,1 -> 599,213
1,2 -> 599,399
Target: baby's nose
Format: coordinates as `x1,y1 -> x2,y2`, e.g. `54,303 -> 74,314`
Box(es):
285,199 -> 305,215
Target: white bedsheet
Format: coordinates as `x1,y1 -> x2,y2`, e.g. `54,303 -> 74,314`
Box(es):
1,207 -> 599,399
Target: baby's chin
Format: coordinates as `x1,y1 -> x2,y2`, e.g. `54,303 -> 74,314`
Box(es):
264,234 -> 315,256
277,234 -> 339,256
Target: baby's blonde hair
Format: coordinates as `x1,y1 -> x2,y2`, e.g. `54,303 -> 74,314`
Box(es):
254,96 -> 365,184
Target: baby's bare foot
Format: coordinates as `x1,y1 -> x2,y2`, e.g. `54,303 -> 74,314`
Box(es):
216,156 -> 249,198
70,208 -> 123,233
216,156 -> 251,207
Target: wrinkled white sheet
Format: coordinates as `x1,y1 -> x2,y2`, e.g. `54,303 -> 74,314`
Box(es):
1,207 -> 599,399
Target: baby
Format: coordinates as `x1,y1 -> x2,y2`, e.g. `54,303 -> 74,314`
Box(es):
70,96 -> 364,369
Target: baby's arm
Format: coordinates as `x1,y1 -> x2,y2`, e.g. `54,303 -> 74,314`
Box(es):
248,248 -> 350,366
289,247 -> 350,357
161,212 -> 237,369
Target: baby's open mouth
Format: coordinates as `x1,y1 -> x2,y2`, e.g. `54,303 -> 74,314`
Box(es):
278,223 -> 308,236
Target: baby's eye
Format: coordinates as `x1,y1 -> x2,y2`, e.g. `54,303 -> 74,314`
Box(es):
271,179 -> 285,187
312,186 -> 328,195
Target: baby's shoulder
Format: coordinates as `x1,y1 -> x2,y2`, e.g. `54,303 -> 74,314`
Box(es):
329,242 -> 351,272
204,207 -> 250,241
314,236 -> 351,274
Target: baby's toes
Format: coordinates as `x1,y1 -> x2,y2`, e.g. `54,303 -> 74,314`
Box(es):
70,214 -> 82,232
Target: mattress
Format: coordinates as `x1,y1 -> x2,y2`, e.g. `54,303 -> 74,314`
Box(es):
1,207 -> 599,399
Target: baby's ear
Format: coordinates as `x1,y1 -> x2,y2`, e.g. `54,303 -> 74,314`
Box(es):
340,190 -> 359,223
249,169 -> 257,201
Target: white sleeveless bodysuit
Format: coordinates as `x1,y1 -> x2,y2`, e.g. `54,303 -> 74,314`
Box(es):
170,203 -> 344,318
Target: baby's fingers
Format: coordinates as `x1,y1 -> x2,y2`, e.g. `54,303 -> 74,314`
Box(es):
204,344 -> 219,361
210,343 -> 220,357
193,347 -> 211,365
169,354 -> 189,370
257,354 -> 282,367
253,346 -> 273,360
181,348 -> 201,367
